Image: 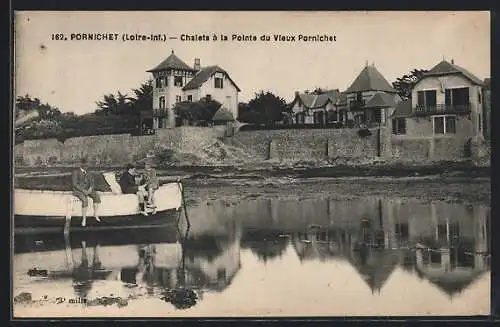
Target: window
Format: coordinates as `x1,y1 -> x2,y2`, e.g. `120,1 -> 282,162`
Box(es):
417,90 -> 437,108
446,116 -> 456,133
327,110 -> 338,122
187,95 -> 192,102
392,118 -> 406,135
356,92 -> 363,103
174,76 -> 183,87
433,115 -> 456,134
217,268 -> 226,281
155,78 -> 162,88
175,95 -> 181,103
295,112 -> 305,124
374,108 -> 383,124
159,96 -> 165,109
478,91 -> 482,104
215,77 -> 223,89
206,94 -> 211,100
445,87 -> 469,106
164,77 -> 168,87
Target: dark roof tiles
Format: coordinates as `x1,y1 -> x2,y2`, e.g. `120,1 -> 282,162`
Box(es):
183,66 -> 241,92
345,64 -> 396,94
422,60 -> 484,85
147,51 -> 195,72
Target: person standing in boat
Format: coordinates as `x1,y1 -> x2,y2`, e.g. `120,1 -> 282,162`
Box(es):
72,158 -> 101,227
142,159 -> 159,213
119,164 -> 149,215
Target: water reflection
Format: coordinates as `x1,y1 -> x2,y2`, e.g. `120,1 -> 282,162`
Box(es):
13,197 -> 490,313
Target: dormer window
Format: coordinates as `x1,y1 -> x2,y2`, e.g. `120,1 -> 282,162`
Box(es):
214,72 -> 224,89
215,77 -> 223,89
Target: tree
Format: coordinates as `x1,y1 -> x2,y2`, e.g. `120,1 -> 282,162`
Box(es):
95,91 -> 134,116
237,102 -> 250,121
15,94 -> 62,120
246,91 -> 287,126
392,69 -> 429,100
130,80 -> 153,115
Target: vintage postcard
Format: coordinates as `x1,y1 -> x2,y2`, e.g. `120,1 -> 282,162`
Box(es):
12,11 -> 491,318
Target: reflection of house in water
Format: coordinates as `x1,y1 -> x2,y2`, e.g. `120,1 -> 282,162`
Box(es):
235,197 -> 490,296
240,230 -> 290,263
120,225 -> 242,295
408,202 -> 490,297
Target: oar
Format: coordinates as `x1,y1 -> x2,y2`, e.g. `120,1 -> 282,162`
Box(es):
177,179 -> 190,228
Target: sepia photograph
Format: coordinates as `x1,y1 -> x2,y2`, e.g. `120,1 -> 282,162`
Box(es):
12,11 -> 491,317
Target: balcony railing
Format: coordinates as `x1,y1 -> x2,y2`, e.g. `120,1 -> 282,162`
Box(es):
348,100 -> 366,111
413,103 -> 471,116
153,108 -> 169,117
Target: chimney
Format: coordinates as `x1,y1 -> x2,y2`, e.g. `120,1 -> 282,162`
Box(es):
295,91 -> 299,96
304,90 -> 309,94
451,59 -> 454,64
194,58 -> 201,71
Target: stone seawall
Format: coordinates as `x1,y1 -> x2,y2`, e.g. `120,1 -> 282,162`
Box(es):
14,125 -> 489,167
234,128 -> 380,161
15,127 -> 223,166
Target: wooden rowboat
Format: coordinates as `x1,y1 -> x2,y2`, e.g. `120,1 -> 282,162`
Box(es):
14,177 -> 185,232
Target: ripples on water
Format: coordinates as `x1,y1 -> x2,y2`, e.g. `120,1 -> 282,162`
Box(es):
13,197 -> 491,317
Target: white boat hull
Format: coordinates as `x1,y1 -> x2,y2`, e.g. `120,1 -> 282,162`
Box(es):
14,182 -> 183,218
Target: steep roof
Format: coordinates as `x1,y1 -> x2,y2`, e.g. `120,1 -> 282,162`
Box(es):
337,92 -> 348,106
345,64 -> 396,94
349,249 -> 399,293
325,89 -> 342,104
390,99 -> 413,118
147,51 -> 195,72
364,92 -> 402,108
415,267 -> 487,297
420,60 -> 484,86
290,89 -> 341,109
183,65 -> 241,92
212,107 -> 234,122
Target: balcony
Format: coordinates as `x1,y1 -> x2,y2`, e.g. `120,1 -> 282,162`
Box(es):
153,108 -> 169,117
413,103 -> 471,116
348,100 -> 366,111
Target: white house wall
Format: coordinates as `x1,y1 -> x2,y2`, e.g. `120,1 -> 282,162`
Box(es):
412,75 -> 483,137
183,88 -> 200,102
199,74 -> 239,119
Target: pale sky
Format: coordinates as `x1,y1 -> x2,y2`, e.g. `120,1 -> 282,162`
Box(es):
14,11 -> 490,115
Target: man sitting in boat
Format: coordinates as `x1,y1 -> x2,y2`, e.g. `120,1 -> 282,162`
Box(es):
119,164 -> 149,215
72,158 -> 101,227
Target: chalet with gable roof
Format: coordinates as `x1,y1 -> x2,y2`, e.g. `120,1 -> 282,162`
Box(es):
344,63 -> 402,127
147,50 -> 241,129
288,89 -> 346,126
388,59 -> 486,159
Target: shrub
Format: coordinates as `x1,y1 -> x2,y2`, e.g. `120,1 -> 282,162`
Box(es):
14,155 -> 24,166
357,129 -> 372,138
47,155 -> 59,165
34,156 -> 44,166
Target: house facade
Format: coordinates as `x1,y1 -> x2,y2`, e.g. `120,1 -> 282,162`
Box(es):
344,63 -> 402,127
388,60 -> 486,160
147,51 -> 241,129
287,89 -> 347,125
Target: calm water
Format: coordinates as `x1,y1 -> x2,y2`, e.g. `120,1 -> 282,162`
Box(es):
13,197 -> 491,317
